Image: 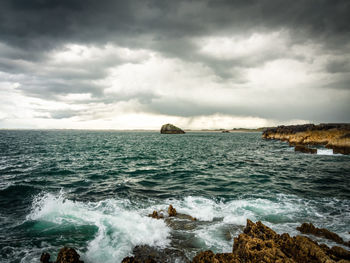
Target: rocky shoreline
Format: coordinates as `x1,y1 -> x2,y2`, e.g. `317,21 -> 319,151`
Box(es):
40,205 -> 350,263
262,123 -> 350,155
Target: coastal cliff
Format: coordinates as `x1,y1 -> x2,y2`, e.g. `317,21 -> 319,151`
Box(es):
262,123 -> 350,154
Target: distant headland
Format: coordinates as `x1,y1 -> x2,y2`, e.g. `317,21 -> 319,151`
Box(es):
263,123 -> 350,155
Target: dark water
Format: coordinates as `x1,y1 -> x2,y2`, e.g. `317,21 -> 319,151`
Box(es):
0,130 -> 349,262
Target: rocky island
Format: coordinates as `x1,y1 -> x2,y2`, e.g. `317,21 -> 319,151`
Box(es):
160,124 -> 185,134
262,123 -> 350,154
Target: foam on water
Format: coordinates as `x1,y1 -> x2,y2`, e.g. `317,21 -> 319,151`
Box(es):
22,192 -> 350,262
317,148 -> 341,155
26,191 -> 170,263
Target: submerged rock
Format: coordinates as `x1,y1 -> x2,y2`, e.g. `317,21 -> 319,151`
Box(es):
297,223 -> 350,247
160,124 -> 185,134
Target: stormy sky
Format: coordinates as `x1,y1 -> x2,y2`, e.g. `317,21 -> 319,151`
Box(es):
0,0 -> 349,129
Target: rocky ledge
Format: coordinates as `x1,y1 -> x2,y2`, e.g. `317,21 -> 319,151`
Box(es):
160,124 -> 185,134
40,207 -> 350,263
262,123 -> 350,154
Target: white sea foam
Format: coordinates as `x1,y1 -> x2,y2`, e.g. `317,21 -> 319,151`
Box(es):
317,148 -> 343,156
27,191 -> 170,263
25,192 -> 350,262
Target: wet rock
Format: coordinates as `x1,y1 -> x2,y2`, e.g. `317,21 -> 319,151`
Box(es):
123,245 -> 190,263
121,256 -> 140,263
297,223 -> 350,247
40,248 -> 83,263
294,144 -> 317,154
148,210 -> 164,219
55,247 -> 83,263
176,213 -> 197,221
192,250 -> 217,263
40,252 -> 51,263
329,246 -> 350,260
168,205 -> 177,217
160,124 -> 185,134
192,250 -> 239,263
231,219 -> 350,263
122,220 -> 350,263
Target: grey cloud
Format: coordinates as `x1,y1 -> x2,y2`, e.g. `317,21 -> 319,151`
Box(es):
1,1 -> 349,54
326,58 -> 350,74
0,0 -> 349,124
146,94 -> 350,123
49,109 -> 80,119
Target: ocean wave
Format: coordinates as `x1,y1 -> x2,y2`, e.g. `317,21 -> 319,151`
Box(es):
26,191 -> 170,263
22,191 -> 350,263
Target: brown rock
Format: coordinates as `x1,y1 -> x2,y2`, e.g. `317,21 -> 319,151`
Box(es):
294,144 -> 317,154
262,123 -> 350,155
122,245 -> 190,263
40,252 -> 51,263
215,253 -> 238,262
148,210 -> 163,219
55,247 -> 83,263
121,256 -> 140,263
168,205 -> 177,217
192,250 -> 217,263
192,251 -> 239,263
329,246 -> 350,260
231,220 -> 350,263
297,223 -> 349,247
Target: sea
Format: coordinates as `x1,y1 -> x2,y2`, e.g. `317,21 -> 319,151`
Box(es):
0,130 -> 349,263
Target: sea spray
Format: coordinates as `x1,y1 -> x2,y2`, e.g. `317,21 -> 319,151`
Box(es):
26,191 -> 170,263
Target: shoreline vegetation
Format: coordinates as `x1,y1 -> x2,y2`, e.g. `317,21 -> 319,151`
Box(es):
40,205 -> 350,263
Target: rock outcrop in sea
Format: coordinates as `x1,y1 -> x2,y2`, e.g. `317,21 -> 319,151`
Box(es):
41,218 -> 350,263
191,219 -> 350,263
122,205 -> 350,263
262,123 -> 350,154
40,247 -> 83,263
160,124 -> 185,134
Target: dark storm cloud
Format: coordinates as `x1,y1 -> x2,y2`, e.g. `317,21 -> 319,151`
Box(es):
1,0 -> 349,56
0,0 -> 350,123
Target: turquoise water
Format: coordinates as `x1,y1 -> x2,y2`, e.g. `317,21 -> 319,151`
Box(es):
0,130 -> 349,262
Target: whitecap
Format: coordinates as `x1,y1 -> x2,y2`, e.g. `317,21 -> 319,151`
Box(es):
26,191 -> 170,263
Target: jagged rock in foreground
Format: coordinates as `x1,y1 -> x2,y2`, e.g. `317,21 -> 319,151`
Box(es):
297,223 -> 350,247
191,219 -> 350,263
121,245 -> 190,263
262,123 -> 350,154
42,221 -> 350,263
40,247 -> 83,263
160,124 -> 185,134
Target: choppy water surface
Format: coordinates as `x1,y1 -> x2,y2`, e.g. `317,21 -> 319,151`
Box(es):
0,130 -> 349,263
